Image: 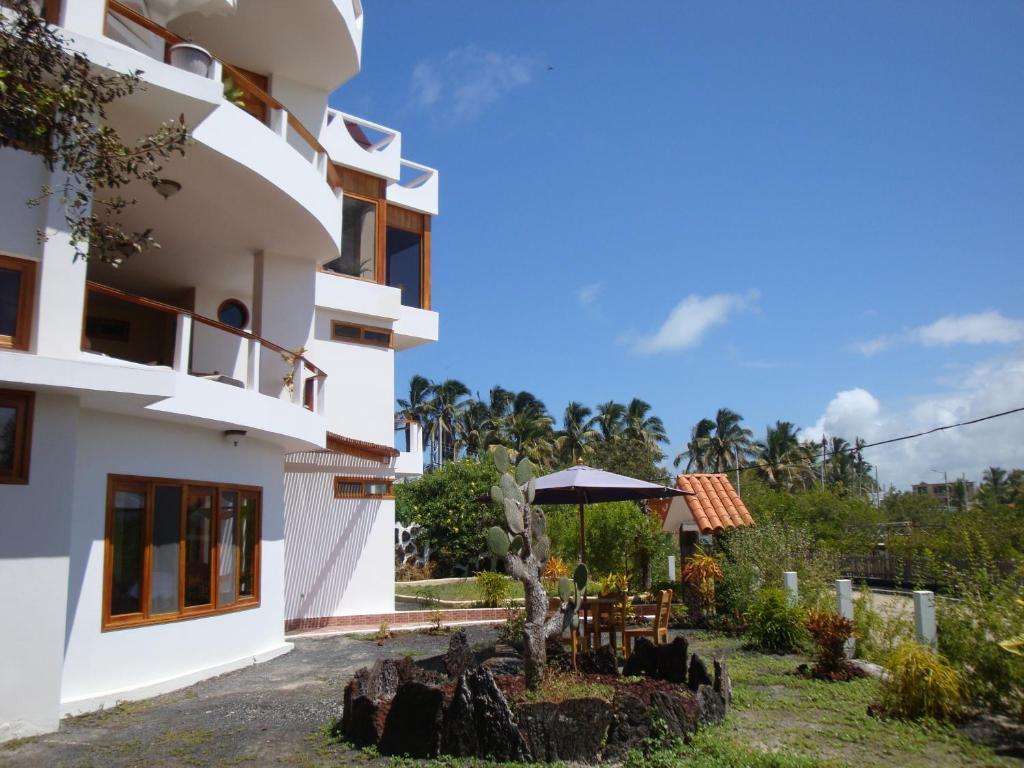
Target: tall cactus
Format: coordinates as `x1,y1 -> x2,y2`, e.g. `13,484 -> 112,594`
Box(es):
486,446 -> 587,689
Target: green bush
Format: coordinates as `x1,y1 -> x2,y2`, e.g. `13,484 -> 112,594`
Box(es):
879,641 -> 962,720
394,458 -> 500,575
715,561 -> 757,624
745,588 -> 807,653
498,609 -> 525,650
475,571 -> 512,607
852,586 -> 912,664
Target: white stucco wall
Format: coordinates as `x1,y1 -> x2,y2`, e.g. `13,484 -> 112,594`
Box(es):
283,466 -> 394,619
60,408 -> 288,712
0,393 -> 79,741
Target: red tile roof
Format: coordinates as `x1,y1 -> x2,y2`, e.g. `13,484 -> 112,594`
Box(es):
650,473 -> 755,534
325,432 -> 399,463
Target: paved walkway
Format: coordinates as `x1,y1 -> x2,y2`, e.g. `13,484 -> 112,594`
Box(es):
0,626 -> 499,768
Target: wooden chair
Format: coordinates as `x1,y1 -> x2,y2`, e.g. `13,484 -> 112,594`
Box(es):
623,588 -> 673,657
585,594 -> 628,654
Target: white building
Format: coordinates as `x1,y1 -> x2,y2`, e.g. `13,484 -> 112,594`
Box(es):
0,0 -> 437,741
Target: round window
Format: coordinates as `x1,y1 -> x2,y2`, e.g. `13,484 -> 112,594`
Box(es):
217,299 -> 249,329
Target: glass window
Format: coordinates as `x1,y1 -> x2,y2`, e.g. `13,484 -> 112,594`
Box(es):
0,256 -> 35,350
185,488 -> 214,608
363,330 -> 391,347
150,486 -> 181,615
330,321 -> 392,348
386,227 -> 422,308
332,324 -> 361,340
335,480 -> 363,497
218,491 -> 238,606
105,477 -> 261,629
110,489 -> 146,617
366,482 -> 390,496
334,477 -> 393,499
217,299 -> 249,329
325,196 -> 377,279
0,390 -> 33,484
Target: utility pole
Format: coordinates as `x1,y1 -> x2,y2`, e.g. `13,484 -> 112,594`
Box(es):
820,437 -> 826,490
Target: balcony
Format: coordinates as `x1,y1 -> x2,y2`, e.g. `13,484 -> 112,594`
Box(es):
394,420 -> 424,477
322,109 -> 401,180
386,160 -> 440,217
83,281 -> 326,419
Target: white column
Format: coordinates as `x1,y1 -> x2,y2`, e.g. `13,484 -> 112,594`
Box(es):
291,356 -> 304,406
783,572 -> 799,607
172,315 -> 193,373
270,108 -> 289,140
34,167 -> 87,358
835,579 -> 854,657
246,339 -> 261,391
667,555 -> 676,583
316,374 -> 326,415
252,251 -> 314,401
913,590 -> 937,646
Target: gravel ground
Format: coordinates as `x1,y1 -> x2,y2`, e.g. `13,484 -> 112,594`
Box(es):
0,625 -> 501,768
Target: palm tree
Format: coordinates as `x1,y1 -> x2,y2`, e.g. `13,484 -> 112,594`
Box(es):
455,398 -> 491,458
982,466 -> 1009,503
755,421 -> 813,490
623,398 -> 669,447
674,418 -> 715,471
706,408 -> 755,473
557,401 -> 599,464
397,374 -> 434,457
428,379 -> 470,466
595,401 -> 626,441
506,391 -> 556,466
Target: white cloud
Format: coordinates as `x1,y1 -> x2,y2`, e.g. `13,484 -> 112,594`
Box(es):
855,311 -> 1024,356
409,47 -> 541,122
576,282 -> 602,306
802,352 -> 1024,488
632,291 -> 758,355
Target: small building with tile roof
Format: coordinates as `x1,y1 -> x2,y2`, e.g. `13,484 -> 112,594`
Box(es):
649,473 -> 755,536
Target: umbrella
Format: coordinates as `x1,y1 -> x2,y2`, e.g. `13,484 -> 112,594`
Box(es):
529,463 -> 691,565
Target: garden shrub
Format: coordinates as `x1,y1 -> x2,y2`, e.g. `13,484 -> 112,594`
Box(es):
715,561 -> 757,626
879,641 -> 962,720
936,554 -> 1024,712
804,610 -> 857,680
852,585 -> 912,664
498,608 -> 526,650
475,571 -> 513,607
745,588 -> 807,653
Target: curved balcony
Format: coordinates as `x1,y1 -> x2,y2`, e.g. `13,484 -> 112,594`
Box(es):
387,160 -> 440,216
322,109 -> 401,181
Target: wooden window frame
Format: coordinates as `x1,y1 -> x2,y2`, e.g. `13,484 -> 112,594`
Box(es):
385,207 -> 431,311
333,476 -> 394,500
330,320 -> 393,349
102,474 -> 261,631
0,255 -> 37,351
0,389 -> 34,484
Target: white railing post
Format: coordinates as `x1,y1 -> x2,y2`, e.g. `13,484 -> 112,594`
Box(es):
836,579 -> 855,657
270,108 -> 289,140
913,590 -> 937,646
173,314 -> 193,373
291,356 -> 304,405
246,338 -> 261,392
315,151 -> 328,179
783,572 -> 799,607
316,374 -> 326,415
209,59 -> 223,83
668,555 -> 676,582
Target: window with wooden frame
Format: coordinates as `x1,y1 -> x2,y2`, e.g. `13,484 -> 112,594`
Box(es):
386,206 -> 431,310
0,255 -> 37,351
330,320 -> 392,349
334,476 -> 393,499
0,389 -> 34,484
104,475 -> 260,630
323,167 -> 386,282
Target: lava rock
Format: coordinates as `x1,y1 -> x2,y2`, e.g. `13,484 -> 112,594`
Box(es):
440,673 -> 478,757
650,689 -> 699,739
575,644 -> 619,676
696,684 -> 727,725
655,635 -> 689,683
469,667 -> 530,762
481,656 -> 523,676
335,694 -> 382,748
379,680 -> 445,758
444,629 -> 474,679
604,691 -> 652,761
687,653 -> 713,691
713,656 -> 731,705
622,637 -> 658,677
518,698 -> 613,763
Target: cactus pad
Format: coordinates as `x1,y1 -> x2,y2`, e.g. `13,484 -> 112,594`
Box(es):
487,526 -> 509,558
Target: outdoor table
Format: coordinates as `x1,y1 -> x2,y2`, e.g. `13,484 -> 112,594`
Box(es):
580,595 -> 628,654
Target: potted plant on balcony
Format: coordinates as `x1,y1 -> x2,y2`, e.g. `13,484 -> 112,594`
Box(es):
169,40 -> 213,78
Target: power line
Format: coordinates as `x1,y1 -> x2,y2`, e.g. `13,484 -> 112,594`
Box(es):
693,405 -> 1024,476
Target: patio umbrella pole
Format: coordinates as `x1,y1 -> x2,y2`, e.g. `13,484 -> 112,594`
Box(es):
578,501 -> 586,565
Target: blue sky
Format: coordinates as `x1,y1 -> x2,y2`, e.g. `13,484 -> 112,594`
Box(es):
330,1 -> 1024,488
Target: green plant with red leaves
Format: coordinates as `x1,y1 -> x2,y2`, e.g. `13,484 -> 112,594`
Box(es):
805,610 -> 860,681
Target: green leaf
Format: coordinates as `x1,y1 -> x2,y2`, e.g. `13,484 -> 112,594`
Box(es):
493,445 -> 510,473
487,526 -> 509,558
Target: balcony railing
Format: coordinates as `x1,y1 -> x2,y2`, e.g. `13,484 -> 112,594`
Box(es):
386,159 -> 439,215
84,281 -> 326,413
104,0 -> 336,185
322,108 -> 401,180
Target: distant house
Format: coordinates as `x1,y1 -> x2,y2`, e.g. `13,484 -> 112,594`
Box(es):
649,473 -> 755,560
911,480 -> 975,508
